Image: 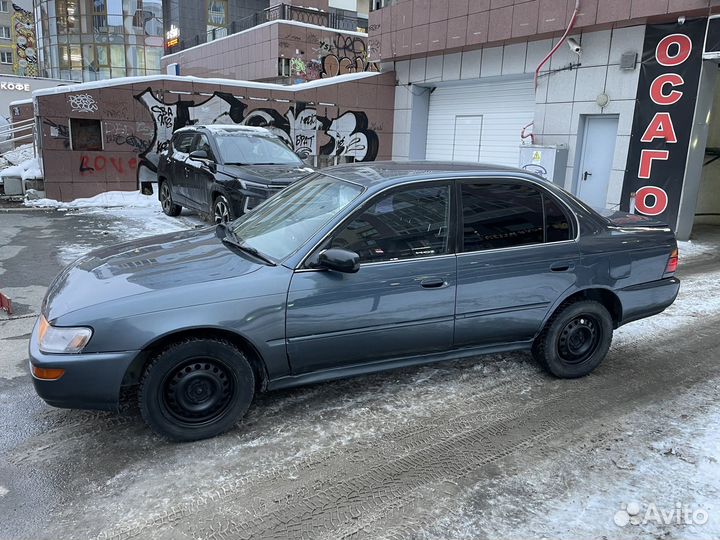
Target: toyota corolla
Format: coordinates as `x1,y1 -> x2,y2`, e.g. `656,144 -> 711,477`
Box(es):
29,162 -> 680,441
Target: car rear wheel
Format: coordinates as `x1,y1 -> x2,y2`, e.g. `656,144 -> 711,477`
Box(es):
139,338 -> 255,441
159,181 -> 182,217
532,300 -> 613,378
213,195 -> 235,224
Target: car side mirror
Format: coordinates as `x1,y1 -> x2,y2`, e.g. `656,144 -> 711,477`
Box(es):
189,150 -> 210,160
317,248 -> 360,273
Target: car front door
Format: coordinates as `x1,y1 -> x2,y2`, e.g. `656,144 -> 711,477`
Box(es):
286,182 -> 457,374
169,131 -> 194,203
454,179 -> 580,347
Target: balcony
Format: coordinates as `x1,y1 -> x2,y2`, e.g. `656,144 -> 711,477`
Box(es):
175,3 -> 369,52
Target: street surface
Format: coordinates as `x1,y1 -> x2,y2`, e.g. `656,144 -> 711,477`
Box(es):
1,203 -> 719,540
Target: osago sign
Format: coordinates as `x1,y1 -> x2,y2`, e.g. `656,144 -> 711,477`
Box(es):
622,19 -> 705,227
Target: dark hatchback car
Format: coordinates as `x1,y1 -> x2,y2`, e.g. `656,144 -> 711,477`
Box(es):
157,125 -> 313,223
30,162 -> 680,441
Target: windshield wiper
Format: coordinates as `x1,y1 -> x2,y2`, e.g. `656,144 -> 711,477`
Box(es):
218,222 -> 276,266
223,162 -> 247,165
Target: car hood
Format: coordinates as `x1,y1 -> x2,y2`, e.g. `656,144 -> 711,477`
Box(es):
43,227 -> 264,321
219,163 -> 314,185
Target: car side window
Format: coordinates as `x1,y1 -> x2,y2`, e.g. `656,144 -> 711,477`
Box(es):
461,182 -> 545,251
192,134 -> 216,160
544,194 -> 572,242
173,132 -> 194,153
329,185 -> 450,264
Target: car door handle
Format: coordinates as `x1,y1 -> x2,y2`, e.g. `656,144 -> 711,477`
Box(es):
420,278 -> 448,289
550,262 -> 575,272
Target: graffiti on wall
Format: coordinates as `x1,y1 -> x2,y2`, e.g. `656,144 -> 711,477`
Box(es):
12,4 -> 37,77
301,33 -> 379,80
68,94 -> 99,113
134,88 -> 379,182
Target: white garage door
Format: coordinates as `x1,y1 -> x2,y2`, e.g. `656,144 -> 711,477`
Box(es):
425,77 -> 535,167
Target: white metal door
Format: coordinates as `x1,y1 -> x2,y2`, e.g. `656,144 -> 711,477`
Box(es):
452,115 -> 483,161
576,116 -> 619,208
425,77 -> 535,166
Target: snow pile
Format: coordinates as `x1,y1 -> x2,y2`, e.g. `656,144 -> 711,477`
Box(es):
25,189 -> 160,210
0,157 -> 42,182
1,143 -> 35,166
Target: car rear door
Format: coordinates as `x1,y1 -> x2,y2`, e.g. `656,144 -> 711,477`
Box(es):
454,179 -> 580,347
286,182 -> 457,374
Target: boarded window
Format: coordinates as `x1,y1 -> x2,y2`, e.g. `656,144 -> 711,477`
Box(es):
70,118 -> 102,151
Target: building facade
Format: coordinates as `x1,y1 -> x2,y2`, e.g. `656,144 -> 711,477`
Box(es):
163,0 -> 370,54
369,0 -> 720,239
0,0 -> 38,77
34,0 -> 164,82
32,70 -> 395,200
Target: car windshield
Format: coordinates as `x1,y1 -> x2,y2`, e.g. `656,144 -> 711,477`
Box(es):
215,133 -> 302,165
230,174 -> 364,260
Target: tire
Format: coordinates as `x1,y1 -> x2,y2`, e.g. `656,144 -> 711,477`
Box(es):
139,338 -> 255,441
532,300 -> 613,378
159,180 -> 182,217
212,194 -> 235,224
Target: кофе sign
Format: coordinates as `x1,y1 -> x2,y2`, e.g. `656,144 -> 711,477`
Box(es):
621,19 -> 706,228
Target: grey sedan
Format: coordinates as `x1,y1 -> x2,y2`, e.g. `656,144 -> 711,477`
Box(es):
29,162 -> 680,441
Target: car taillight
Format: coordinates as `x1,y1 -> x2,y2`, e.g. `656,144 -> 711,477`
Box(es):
665,248 -> 678,276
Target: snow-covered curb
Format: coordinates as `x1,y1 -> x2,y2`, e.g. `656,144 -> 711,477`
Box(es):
24,189 -> 159,210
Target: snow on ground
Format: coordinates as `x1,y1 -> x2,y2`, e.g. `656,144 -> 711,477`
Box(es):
32,187 -> 207,264
0,157 -> 42,182
25,189 -> 160,210
0,143 -> 35,167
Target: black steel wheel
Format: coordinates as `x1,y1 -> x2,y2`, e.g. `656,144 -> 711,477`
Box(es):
160,180 -> 182,217
532,300 -> 613,378
213,195 -> 234,224
139,338 -> 255,441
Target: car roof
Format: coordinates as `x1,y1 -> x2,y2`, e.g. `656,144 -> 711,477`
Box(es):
174,124 -> 277,137
318,161 -> 544,188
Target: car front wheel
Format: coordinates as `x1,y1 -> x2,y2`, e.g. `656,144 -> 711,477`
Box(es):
532,300 -> 613,378
139,338 -> 255,441
159,181 -> 182,217
212,194 -> 235,224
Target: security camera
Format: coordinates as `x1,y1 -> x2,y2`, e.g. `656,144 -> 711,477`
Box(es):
567,38 -> 582,55
678,15 -> 686,25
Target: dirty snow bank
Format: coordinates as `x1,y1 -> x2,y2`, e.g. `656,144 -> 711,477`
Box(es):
25,189 -> 159,210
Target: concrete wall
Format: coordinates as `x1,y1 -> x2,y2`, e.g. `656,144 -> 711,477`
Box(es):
391,25 -> 645,210
695,72 -> 720,226
34,72 -> 396,201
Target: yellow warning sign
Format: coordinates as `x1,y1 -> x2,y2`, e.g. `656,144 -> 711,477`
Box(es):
532,151 -> 542,163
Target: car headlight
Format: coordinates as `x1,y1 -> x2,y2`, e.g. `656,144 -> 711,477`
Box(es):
38,315 -> 92,354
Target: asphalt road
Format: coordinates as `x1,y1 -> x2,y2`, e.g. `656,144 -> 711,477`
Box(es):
1,208 -> 719,540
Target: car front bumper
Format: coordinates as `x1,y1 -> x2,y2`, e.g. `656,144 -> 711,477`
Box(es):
28,319 -> 138,411
617,276 -> 680,326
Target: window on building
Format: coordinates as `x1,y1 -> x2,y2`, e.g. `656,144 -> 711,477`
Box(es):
330,185 -> 451,263
0,1 -> 8,13
207,0 -> 227,38
70,118 -> 103,151
0,51 -> 12,64
0,26 -> 10,39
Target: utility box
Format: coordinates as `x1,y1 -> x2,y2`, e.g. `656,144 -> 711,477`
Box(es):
519,145 -> 568,186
